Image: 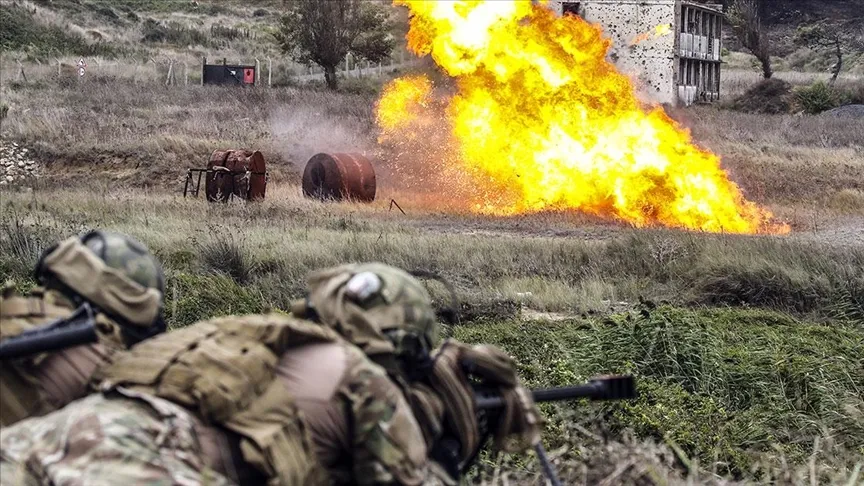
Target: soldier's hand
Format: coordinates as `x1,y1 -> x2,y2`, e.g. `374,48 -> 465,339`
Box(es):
426,339 -> 545,472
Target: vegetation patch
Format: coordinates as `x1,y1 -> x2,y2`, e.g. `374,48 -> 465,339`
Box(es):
729,78 -> 793,114
793,81 -> 852,114
451,307 -> 864,479
164,272 -> 265,329
0,4 -> 120,59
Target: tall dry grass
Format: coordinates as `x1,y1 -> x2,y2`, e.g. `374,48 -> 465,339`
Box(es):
1,186 -> 860,323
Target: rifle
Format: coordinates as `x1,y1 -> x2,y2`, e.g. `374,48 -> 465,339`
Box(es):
470,375 -> 637,486
0,302 -> 98,359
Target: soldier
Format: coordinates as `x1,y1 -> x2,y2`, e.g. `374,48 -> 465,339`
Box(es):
296,263 -> 544,480
0,229 -> 166,427
0,262 -> 540,485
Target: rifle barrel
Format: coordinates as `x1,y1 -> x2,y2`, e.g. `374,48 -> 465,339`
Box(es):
476,375 -> 636,409
0,304 -> 99,360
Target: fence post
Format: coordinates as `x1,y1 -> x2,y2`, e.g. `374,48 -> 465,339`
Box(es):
183,62 -> 188,85
16,61 -> 27,82
255,58 -> 260,86
268,58 -> 272,87
57,58 -> 61,77
202,56 -> 206,86
165,59 -> 175,85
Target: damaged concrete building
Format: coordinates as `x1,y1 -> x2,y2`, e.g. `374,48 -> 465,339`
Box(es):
547,0 -> 724,106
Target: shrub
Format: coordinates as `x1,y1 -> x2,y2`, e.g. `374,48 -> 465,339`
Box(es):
729,78 -> 793,114
793,81 -> 849,114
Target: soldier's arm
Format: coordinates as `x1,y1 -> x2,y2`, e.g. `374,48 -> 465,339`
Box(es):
341,358 -> 457,486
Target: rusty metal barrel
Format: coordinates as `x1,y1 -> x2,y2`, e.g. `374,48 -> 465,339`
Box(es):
302,153 -> 376,202
205,149 -> 266,202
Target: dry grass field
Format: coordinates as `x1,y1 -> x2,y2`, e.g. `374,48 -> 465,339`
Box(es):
1,66 -> 863,484
2,0 -> 864,483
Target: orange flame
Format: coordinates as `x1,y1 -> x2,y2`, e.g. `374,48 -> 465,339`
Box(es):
378,1 -> 789,234
631,23 -> 673,45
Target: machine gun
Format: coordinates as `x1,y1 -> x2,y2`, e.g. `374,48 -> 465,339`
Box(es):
0,303 -> 98,359
470,375 -> 637,486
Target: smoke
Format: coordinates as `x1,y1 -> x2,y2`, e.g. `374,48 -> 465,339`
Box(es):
268,103 -> 376,173
373,82 -> 488,209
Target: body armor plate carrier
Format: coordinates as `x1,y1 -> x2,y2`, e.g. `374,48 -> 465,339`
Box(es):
93,313 -> 340,486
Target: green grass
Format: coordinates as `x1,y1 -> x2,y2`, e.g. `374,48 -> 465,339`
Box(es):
452,307 -> 864,481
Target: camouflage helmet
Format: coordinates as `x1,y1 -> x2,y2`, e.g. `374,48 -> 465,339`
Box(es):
78,231 -> 165,294
302,262 -> 440,363
34,230 -> 166,341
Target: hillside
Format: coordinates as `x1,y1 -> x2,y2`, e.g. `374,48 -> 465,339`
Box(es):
1,0 -> 860,70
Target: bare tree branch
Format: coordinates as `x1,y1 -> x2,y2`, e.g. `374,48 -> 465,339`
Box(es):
727,0 -> 773,79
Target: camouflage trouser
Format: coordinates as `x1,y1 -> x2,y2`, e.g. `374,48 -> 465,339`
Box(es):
0,390 -> 235,486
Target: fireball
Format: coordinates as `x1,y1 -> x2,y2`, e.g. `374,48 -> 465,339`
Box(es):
377,0 -> 789,234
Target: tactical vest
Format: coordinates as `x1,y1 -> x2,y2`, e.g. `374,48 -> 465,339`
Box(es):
0,286 -> 77,426
93,313 -> 341,486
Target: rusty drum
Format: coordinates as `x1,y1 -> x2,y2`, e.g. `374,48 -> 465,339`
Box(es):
301,153 -> 376,202
205,149 -> 266,202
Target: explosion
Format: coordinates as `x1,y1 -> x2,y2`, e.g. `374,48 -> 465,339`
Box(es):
377,1 -> 789,234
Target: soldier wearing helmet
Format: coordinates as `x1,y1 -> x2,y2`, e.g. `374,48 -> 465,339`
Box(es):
0,229 -> 166,427
0,262 -> 456,485
298,263 -> 544,480
0,262 -> 540,485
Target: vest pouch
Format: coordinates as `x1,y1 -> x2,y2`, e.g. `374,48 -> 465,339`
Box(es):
228,378 -> 329,486
182,336 -> 278,423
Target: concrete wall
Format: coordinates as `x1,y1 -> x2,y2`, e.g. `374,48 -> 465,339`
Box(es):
547,0 -> 679,105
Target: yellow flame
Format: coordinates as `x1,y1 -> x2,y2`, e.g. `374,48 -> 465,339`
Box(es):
632,23 -> 673,45
376,75 -> 433,134
378,1 -> 789,234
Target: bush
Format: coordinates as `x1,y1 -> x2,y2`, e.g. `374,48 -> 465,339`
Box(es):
729,78 -> 793,114
793,81 -> 849,114
0,102 -> 8,121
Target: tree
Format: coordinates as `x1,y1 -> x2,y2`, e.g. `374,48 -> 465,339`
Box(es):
727,0 -> 773,79
274,0 -> 394,90
795,21 -> 850,86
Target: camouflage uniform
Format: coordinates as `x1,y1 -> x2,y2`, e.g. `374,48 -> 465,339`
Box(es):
0,230 -> 165,428
0,311 -> 454,486
0,391 -> 232,486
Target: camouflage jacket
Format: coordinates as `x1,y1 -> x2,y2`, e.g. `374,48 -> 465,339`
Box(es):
89,312 -> 456,486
